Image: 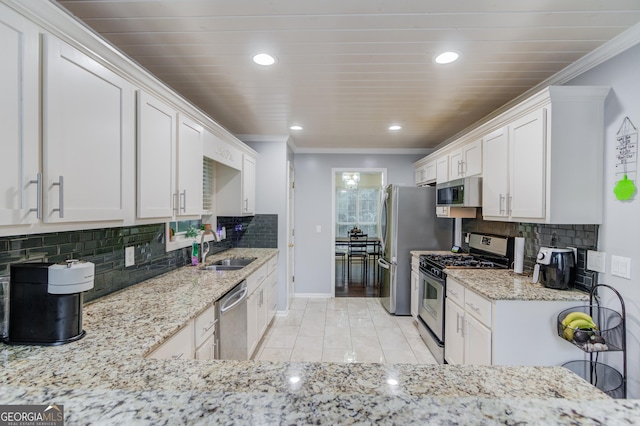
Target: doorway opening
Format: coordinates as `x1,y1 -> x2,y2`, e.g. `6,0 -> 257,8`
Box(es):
331,168 -> 386,297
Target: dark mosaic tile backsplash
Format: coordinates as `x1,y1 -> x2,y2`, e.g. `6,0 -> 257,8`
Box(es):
0,214 -> 277,302
461,212 -> 598,292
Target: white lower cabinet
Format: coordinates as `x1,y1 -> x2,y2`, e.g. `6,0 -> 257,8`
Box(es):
266,255 -> 279,325
147,303 -> 216,360
464,313 -> 492,366
246,255 -> 279,358
194,304 -> 217,360
147,322 -> 195,360
444,282 -> 492,366
195,335 -> 217,360
445,276 -> 587,366
246,260 -> 273,358
444,298 -> 465,365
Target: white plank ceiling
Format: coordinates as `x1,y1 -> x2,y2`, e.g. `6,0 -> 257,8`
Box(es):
55,0 -> 640,151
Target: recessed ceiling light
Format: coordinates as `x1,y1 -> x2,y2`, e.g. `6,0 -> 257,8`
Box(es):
253,53 -> 276,66
434,51 -> 460,64
389,125 -> 402,131
290,125 -> 303,130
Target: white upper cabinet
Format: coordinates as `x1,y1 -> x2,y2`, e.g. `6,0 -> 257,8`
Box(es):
508,109 -> 546,219
137,97 -> 203,219
482,86 -> 610,224
137,91 -> 176,219
216,152 -> 257,217
177,114 -> 204,217
482,127 -> 509,217
242,155 -> 256,215
43,35 -> 134,223
0,7 -> 39,226
448,139 -> 482,181
414,160 -> 436,186
435,156 -> 449,184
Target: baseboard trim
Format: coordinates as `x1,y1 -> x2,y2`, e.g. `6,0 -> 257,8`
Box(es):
294,292 -> 333,299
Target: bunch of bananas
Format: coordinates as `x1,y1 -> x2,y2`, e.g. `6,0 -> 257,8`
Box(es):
561,311 -> 598,342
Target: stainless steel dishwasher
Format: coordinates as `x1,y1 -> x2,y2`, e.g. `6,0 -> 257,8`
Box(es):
215,280 -> 248,360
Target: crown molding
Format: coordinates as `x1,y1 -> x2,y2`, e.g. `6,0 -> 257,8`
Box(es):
433,22 -> 640,151
236,134 -> 290,143
293,147 -> 431,155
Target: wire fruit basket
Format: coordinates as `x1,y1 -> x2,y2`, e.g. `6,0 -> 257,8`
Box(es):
557,305 -> 623,351
557,284 -> 626,399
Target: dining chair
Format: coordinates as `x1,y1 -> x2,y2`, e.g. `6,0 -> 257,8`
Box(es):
367,239 -> 380,286
348,233 -> 368,285
335,244 -> 347,279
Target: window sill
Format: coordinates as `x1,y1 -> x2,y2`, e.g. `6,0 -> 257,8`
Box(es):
164,223 -> 217,252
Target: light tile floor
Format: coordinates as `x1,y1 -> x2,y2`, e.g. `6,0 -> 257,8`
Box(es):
253,297 -> 437,364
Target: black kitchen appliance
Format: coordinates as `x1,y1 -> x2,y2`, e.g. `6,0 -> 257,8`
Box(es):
5,260 -> 94,345
536,247 -> 576,290
417,233 -> 514,364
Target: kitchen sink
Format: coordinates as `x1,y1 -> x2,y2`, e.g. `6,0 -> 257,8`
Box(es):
200,257 -> 257,271
200,265 -> 244,271
212,257 -> 257,267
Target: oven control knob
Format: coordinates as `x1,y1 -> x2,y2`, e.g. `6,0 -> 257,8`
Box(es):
537,251 -> 545,261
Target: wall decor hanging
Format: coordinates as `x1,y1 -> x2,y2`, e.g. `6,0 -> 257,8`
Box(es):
614,116 -> 637,201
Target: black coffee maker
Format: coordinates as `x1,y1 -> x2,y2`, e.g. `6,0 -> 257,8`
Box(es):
5,260 -> 94,345
536,247 -> 576,290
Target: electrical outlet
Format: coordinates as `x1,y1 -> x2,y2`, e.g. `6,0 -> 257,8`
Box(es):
587,250 -> 606,273
125,246 -> 135,267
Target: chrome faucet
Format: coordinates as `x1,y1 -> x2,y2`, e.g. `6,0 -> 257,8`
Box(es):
200,228 -> 220,265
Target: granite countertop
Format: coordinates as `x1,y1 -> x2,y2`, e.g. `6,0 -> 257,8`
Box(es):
445,269 -> 590,302
1,247 -> 637,424
410,250 -> 589,303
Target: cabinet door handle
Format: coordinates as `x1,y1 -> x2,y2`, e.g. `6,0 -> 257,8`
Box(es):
456,313 -> 462,333
244,198 -> 248,212
499,194 -> 505,215
449,289 -> 458,297
180,190 -> 187,213
172,352 -> 184,360
51,176 -> 64,218
466,302 -> 480,313
203,319 -> 217,333
507,194 -> 512,215
173,192 -> 179,214
28,173 -> 42,219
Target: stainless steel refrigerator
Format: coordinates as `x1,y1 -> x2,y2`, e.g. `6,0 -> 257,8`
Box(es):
378,185 -> 453,315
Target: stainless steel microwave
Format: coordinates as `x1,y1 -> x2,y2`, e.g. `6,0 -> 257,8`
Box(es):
436,176 -> 482,207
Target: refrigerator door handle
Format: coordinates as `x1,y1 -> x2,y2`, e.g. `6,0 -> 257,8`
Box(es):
378,258 -> 390,269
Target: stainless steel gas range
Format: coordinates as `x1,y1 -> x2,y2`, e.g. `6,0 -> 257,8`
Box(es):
417,233 -> 514,364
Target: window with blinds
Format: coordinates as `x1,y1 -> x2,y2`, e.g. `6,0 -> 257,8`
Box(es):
202,157 -> 215,213
336,187 -> 379,237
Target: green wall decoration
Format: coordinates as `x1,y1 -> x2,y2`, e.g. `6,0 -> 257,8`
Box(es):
614,117 -> 637,201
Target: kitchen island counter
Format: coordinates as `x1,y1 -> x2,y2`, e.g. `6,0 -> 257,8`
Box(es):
1,248 -> 637,424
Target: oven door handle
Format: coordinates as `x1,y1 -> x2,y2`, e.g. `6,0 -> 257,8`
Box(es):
378,258 -> 390,270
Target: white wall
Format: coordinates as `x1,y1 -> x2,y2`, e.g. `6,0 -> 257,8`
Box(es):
245,139 -> 289,311
567,43 -> 640,398
293,153 -> 422,295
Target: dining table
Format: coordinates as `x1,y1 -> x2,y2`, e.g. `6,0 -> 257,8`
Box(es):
335,236 -> 381,285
